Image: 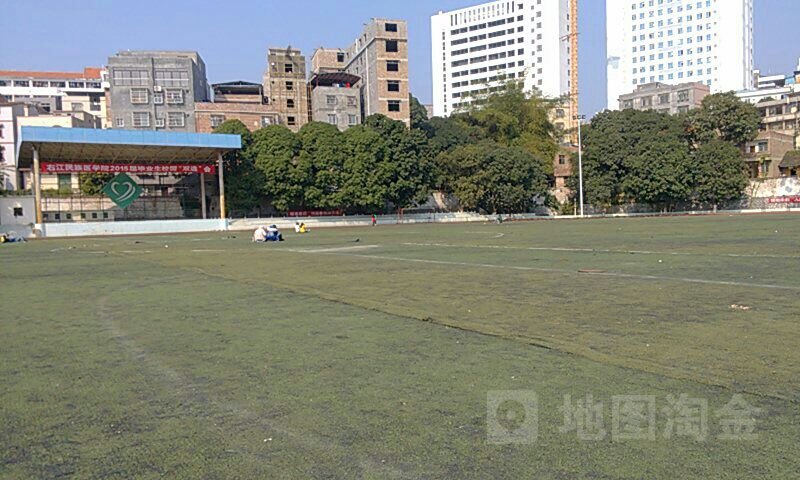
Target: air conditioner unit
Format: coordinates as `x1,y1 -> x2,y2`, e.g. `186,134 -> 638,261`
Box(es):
153,86 -> 163,92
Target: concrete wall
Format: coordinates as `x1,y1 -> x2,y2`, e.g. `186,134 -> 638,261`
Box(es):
40,218 -> 227,238
310,86 -> 361,130
0,195 -> 35,226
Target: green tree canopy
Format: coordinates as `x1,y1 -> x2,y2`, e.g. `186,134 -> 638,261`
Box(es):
438,141 -> 549,214
409,93 -> 429,130
691,139 -> 749,206
212,119 -> 263,214
689,92 -> 761,145
250,125 -> 302,211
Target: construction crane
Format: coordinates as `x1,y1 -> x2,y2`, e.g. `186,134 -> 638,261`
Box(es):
561,0 -> 580,144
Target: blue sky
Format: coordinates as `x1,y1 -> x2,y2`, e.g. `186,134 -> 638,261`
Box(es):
1,0 -> 798,116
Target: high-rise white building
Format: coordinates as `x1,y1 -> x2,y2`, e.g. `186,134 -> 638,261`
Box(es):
431,0 -> 572,118
606,0 -> 754,110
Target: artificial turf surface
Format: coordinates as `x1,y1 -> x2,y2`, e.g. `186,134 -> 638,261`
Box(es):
1,214 -> 798,478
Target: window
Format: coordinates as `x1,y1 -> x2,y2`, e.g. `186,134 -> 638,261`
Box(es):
659,93 -> 670,104
387,80 -> 400,92
154,70 -> 189,87
386,61 -> 399,72
287,116 -> 296,126
166,90 -> 183,104
32,81 -> 48,88
347,96 -> 357,106
58,174 -> 71,191
385,22 -> 398,32
286,99 -> 295,108
210,115 -> 226,128
132,112 -> 150,128
87,82 -> 101,89
326,95 -> 336,105
0,125 -> 3,138
286,81 -> 294,90
50,81 -> 65,88
284,63 -> 294,73
130,88 -> 149,104
0,80 -> 6,86
113,70 -> 149,86
327,114 -> 337,125
677,90 -> 690,102
13,206 -> 22,217
89,96 -> 101,111
348,114 -> 357,125
71,103 -> 84,112
388,100 -> 401,112
69,81 -> 85,88
115,117 -> 125,128
558,155 -> 567,165
14,80 -> 29,87
261,116 -> 272,127
153,91 -> 164,104
385,40 -> 398,53
337,52 -> 345,62
167,112 -> 185,128
155,117 -> 166,128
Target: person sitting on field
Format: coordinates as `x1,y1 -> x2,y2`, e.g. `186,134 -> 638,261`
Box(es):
266,225 -> 284,242
299,222 -> 309,234
294,222 -> 302,233
0,232 -> 26,244
253,226 -> 267,242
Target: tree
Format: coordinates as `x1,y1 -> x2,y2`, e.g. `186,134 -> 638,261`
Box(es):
624,138 -> 693,210
689,92 -> 761,145
213,119 -> 264,215
462,81 -> 558,175
438,141 -> 549,213
78,173 -> 113,196
295,122 -> 346,209
409,93 -> 429,130
250,125 -> 302,212
692,139 -> 748,207
339,125 -> 390,213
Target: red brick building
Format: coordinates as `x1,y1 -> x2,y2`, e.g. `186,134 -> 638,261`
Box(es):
195,81 -> 279,133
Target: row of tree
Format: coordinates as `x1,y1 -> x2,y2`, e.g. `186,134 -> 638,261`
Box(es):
217,82 -> 560,215
574,92 -> 761,210
214,86 -> 761,215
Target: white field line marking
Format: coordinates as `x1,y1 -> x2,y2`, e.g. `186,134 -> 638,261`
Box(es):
304,251 -> 800,291
192,249 -> 226,253
403,242 -> 800,260
282,245 -> 380,254
120,250 -> 153,254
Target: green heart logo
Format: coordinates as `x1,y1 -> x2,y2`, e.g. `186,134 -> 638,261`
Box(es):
102,173 -> 143,209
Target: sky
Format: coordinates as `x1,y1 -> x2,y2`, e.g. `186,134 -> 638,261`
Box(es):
1,0 -> 798,117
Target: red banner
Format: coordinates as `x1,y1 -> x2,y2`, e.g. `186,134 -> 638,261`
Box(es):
41,162 -> 216,174
288,210 -> 344,218
768,196 -> 800,204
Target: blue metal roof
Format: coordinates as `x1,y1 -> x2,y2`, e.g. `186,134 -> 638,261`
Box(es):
19,126 -> 241,149
16,127 -> 241,167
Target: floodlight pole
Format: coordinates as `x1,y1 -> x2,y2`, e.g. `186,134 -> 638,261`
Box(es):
32,146 -> 43,225
217,152 -> 226,220
200,173 -> 207,219
575,114 -> 586,217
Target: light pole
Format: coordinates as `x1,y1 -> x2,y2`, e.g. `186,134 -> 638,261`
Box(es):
575,114 -> 586,217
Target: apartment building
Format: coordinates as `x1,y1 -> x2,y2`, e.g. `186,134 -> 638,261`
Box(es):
308,71 -> 362,132
431,1 -> 572,118
263,48 -> 309,132
107,51 -> 210,132
0,100 -> 26,190
317,19 -> 410,126
195,81 -> 279,133
0,67 -> 109,127
607,0 -> 754,109
618,81 -> 708,113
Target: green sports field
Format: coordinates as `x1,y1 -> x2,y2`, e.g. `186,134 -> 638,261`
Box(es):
1,214 -> 799,478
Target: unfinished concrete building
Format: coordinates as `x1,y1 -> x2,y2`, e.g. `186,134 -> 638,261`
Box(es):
319,19 -> 410,127
263,47 -> 309,132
